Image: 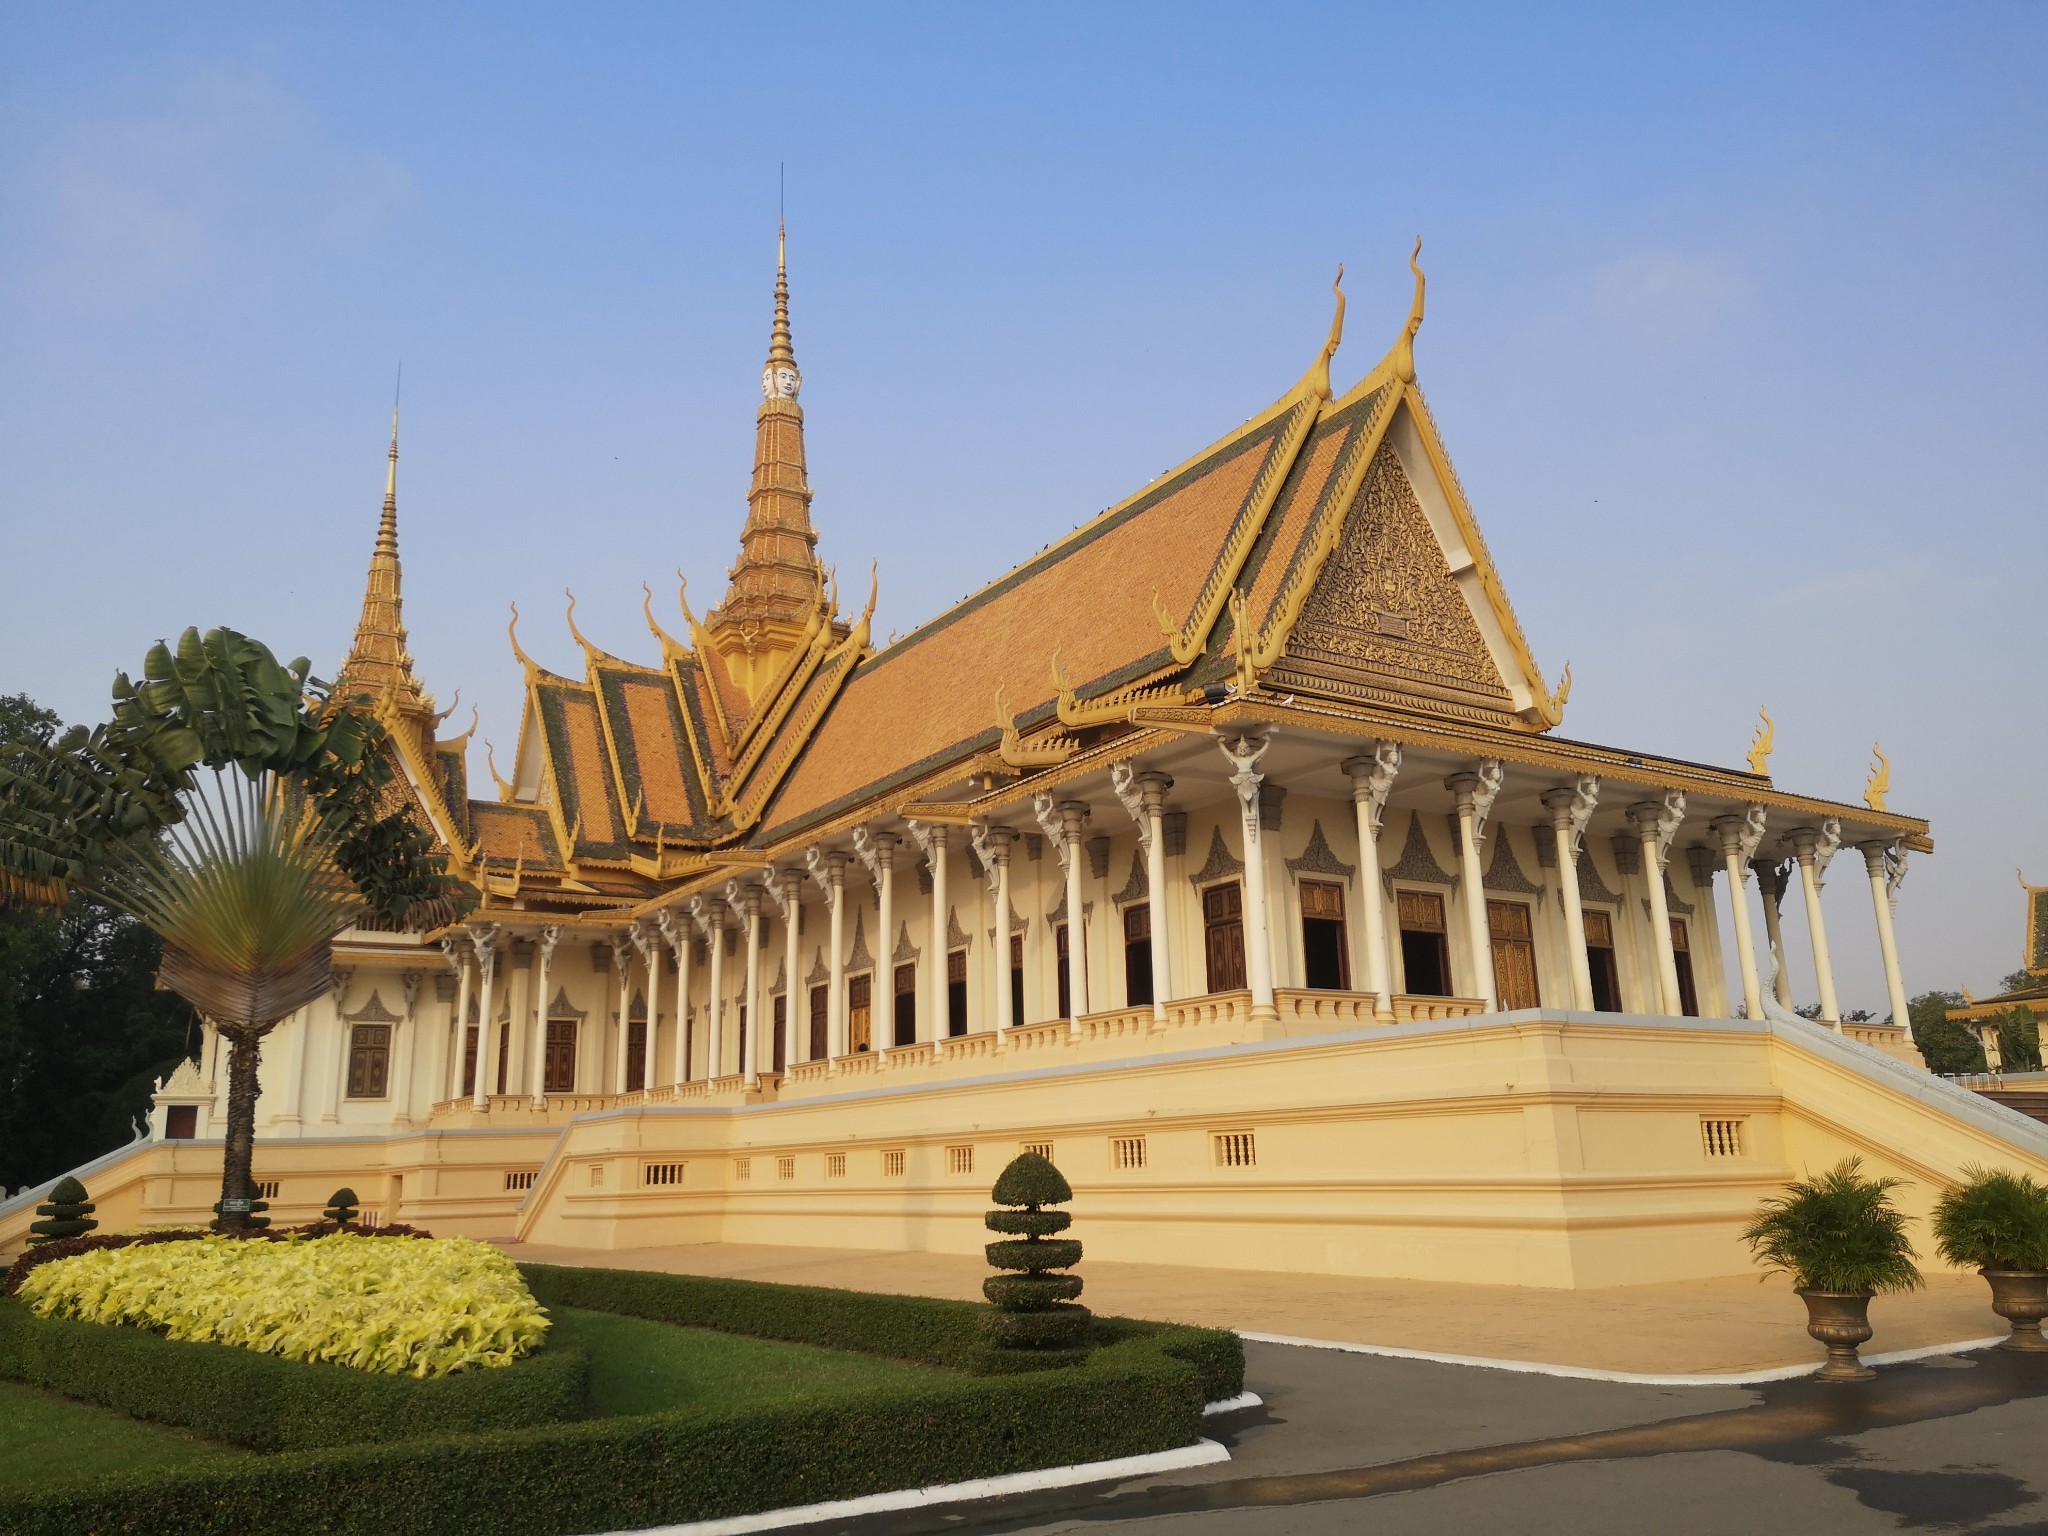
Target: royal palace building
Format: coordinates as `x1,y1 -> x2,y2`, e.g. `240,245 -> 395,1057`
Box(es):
16,241 -> 2045,1289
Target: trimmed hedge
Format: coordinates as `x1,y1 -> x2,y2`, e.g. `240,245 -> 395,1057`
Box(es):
0,1331 -> 1204,1536
516,1262 -> 1244,1400
0,1263 -> 1244,1535
0,1300 -> 586,1452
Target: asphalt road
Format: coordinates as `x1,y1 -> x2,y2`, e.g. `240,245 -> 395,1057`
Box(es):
823,1341 -> 2048,1535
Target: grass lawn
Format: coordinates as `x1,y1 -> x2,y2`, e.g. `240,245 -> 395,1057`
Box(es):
0,1378 -> 248,1494
547,1305 -> 956,1418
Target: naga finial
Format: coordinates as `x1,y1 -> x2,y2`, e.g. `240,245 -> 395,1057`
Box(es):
484,739 -> 514,800
507,603 -> 536,670
564,588 -> 593,652
1864,743 -> 1890,812
1746,706 -> 1775,776
1389,237 -> 1426,384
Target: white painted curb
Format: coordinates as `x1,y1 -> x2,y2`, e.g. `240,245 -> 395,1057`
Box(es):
1202,1390 -> 1263,1415
592,1437 -> 1231,1535
1241,1330 -> 2011,1387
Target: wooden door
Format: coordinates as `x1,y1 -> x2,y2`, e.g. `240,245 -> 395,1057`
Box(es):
1670,919 -> 1699,1017
1584,909 -> 1622,1012
462,1025 -> 479,1097
808,984 -> 828,1060
1123,903 -> 1153,1007
1299,880 -> 1349,990
1396,889 -> 1451,996
625,1020 -> 646,1092
847,974 -> 873,1052
772,995 -> 788,1072
346,1024 -> 389,1099
543,1020 -> 577,1094
947,950 -> 968,1036
1487,900 -> 1539,1010
893,962 -> 917,1046
1203,882 -> 1246,994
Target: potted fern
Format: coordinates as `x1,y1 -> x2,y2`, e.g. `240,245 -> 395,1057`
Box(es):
1741,1158 -> 1922,1381
1933,1167 -> 2048,1351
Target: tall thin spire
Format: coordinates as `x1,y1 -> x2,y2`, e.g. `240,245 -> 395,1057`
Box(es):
710,225 -> 824,636
339,392 -> 433,726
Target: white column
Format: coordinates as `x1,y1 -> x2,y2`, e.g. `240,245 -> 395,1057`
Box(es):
1344,745 -> 1403,1021
1217,733 -> 1279,1022
908,823 -> 949,1043
529,926 -> 560,1105
1446,763 -> 1504,1011
439,939 -> 471,1103
809,852 -> 847,1060
1859,841 -> 1912,1035
1791,822 -> 1843,1026
699,900 -> 728,1075
1713,810 -> 1768,1021
1140,774 -> 1175,1017
1540,777 -> 1599,1011
469,927 -> 499,1109
1752,859 -> 1796,1006
978,825 -> 1017,1034
392,970 -> 423,1125
728,881 -> 764,1088
855,830 -> 900,1056
633,918 -> 663,1093
610,939 -> 634,1090
1034,794 -> 1094,1027
763,871 -> 796,1073
1630,794 -> 1688,1015
659,909 -> 691,1084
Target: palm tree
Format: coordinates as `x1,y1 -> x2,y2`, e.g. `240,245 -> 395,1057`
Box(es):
0,628 -> 454,1224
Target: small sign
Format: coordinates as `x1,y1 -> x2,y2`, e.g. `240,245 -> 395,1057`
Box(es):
220,1197 -> 251,1212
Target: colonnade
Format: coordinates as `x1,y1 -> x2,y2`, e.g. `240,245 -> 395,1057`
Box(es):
420,734 -> 1920,1109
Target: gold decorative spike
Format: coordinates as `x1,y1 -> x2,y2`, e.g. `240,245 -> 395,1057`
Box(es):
859,560 -> 879,627
445,703 -> 480,749
429,687 -> 462,729
995,684 -> 1079,768
1746,706 -> 1775,776
642,581 -> 686,653
484,740 -> 514,801
1539,662 -> 1573,726
507,603 -> 536,670
1389,238 -> 1425,385
1864,743 -> 1891,812
1151,586 -> 1177,643
676,571 -> 700,631
1229,587 -> 1260,696
564,588 -> 593,652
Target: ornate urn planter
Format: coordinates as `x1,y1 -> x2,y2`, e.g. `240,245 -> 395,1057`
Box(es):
1982,1270 -> 2048,1351
1799,1290 -> 1877,1381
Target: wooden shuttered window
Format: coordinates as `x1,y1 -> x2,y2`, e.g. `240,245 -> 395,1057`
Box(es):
1397,889 -> 1451,997
1487,900 -> 1539,1011
1299,880 -> 1348,991
346,1024 -> 390,1099
544,1019 -> 577,1094
1584,909 -> 1623,1012
1203,882 -> 1247,994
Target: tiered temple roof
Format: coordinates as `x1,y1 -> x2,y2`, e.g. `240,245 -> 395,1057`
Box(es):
343,239 -> 1920,920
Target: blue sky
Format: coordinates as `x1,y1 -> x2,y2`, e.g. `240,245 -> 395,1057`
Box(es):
2,4 -> 2042,1010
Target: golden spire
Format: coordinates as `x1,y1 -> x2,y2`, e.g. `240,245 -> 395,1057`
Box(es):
337,396 -> 433,727
708,225 -> 825,637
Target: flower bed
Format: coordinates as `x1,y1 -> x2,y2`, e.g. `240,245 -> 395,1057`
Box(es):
17,1232 -> 548,1378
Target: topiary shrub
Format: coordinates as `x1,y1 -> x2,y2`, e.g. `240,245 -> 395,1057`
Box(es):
324,1188 -> 361,1227
1933,1166 -> 2048,1271
982,1153 -> 1088,1366
25,1178 -> 96,1248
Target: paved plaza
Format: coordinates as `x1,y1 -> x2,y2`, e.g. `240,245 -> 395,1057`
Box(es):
521,1242 -> 2048,1533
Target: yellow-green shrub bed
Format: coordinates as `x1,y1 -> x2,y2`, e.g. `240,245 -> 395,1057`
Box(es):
16,1232 -> 548,1377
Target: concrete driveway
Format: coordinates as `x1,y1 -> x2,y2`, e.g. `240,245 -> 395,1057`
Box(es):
817,1341 -> 2048,1535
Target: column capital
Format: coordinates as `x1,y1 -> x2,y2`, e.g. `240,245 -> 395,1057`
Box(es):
1445,760 -> 1504,838
724,879 -> 765,918
1343,742 -> 1403,833
804,844 -> 849,891
1628,791 -> 1686,869
1541,775 -> 1599,850
1713,805 -> 1768,862
1787,818 -> 1842,886
904,819 -> 949,862
851,824 -> 899,884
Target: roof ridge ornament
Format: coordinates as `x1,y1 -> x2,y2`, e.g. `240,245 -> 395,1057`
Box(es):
507,602 -> 537,671
1747,706 -> 1775,776
1388,238 -> 1425,385
1864,743 -> 1890,812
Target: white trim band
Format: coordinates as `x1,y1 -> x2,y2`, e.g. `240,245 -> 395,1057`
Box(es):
592,1437 -> 1231,1536
1240,1331 -> 2010,1387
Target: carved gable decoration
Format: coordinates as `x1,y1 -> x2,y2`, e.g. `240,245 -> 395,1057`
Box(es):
1112,851 -> 1148,905
946,906 -> 972,952
805,946 -> 830,986
547,987 -> 586,1020
1283,443 -> 1511,709
345,989 -> 402,1024
628,989 -> 646,1022
1483,830 -> 1543,897
771,956 -> 786,993
990,903 -> 1028,940
893,921 -> 920,965
1187,825 -> 1245,888
1382,811 -> 1454,886
1286,820 -> 1355,884
1576,848 -> 1623,906
847,910 -> 874,974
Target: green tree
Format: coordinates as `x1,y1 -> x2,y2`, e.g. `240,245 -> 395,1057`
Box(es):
1907,990 -> 1984,1075
0,695 -> 197,1193
2000,1006 -> 2043,1073
0,632 -> 455,1225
